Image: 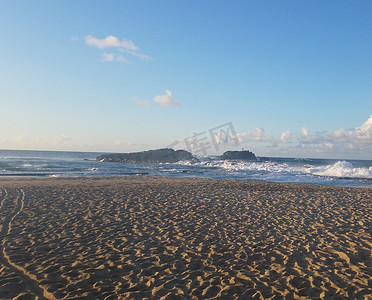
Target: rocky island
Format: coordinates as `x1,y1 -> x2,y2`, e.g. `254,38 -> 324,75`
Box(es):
220,150 -> 257,161
97,148 -> 196,164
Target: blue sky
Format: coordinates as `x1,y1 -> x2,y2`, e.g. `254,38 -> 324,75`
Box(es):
1,1 -> 371,159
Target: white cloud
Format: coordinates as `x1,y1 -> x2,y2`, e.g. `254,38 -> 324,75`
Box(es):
332,128 -> 347,140
280,130 -> 292,143
132,90 -> 179,107
85,35 -> 138,50
236,127 -> 268,143
250,127 -> 268,142
349,114 -> 372,143
216,116 -> 372,158
101,53 -> 129,63
324,114 -> 372,144
85,35 -> 151,63
301,127 -> 311,141
154,90 -> 180,107
132,97 -> 150,107
297,115 -> 372,156
102,53 -> 115,62
125,50 -> 152,61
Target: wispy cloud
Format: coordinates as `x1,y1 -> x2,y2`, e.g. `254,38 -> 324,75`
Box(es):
1,134 -> 74,150
125,50 -> 152,61
101,53 -> 129,63
85,35 -> 151,63
116,55 -> 129,63
102,53 -> 115,62
85,35 -> 138,50
54,134 -> 73,148
154,90 -> 180,107
132,97 -> 151,107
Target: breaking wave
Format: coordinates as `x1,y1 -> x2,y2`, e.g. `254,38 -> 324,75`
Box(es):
312,161 -> 372,179
1,150 -> 371,187
181,159 -> 372,180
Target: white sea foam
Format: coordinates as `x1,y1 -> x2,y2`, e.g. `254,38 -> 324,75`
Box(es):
312,161 -> 372,179
22,163 -> 48,168
197,160 -> 305,175
180,159 -> 372,180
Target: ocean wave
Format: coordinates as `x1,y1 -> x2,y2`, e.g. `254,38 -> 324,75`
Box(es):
178,159 -> 372,180
185,160 -> 304,174
1,149 -> 371,187
49,174 -> 62,178
22,163 -> 49,169
312,161 -> 372,179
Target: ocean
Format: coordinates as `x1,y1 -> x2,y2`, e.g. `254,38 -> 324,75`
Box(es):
0,150 -> 371,188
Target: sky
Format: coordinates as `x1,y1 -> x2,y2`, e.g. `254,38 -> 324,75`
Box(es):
1,0 -> 371,159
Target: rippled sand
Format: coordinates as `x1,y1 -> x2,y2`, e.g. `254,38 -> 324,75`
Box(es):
0,177 -> 371,299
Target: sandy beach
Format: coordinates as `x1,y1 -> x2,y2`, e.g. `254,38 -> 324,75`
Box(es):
0,177 -> 371,299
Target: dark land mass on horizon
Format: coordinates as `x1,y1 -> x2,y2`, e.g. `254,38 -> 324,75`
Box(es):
96,148 -> 258,163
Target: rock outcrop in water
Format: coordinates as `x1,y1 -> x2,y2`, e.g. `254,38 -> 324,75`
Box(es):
97,149 -> 196,163
220,150 -> 257,161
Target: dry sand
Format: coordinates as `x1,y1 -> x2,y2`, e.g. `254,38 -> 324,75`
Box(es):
0,177 -> 371,299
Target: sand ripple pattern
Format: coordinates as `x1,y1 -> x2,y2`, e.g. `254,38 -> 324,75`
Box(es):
0,187 -> 54,299
0,177 -> 371,299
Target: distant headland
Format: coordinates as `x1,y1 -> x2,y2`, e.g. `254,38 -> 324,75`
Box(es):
97,148 -> 257,163
220,150 -> 257,161
96,148 -> 196,163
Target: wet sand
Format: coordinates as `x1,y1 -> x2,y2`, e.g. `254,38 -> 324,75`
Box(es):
0,177 -> 371,299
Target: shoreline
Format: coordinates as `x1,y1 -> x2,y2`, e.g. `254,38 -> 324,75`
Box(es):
0,175 -> 371,189
1,149 -> 372,189
0,177 -> 371,299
